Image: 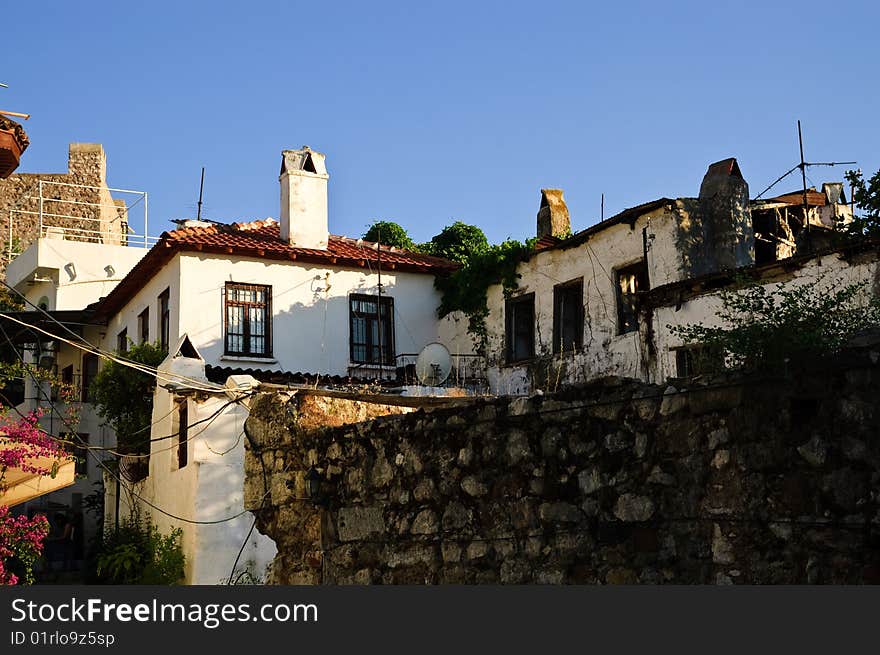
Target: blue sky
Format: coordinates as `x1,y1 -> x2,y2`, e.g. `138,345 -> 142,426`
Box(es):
3,1 -> 878,245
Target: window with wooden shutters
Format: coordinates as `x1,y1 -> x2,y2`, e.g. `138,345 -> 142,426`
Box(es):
224,283 -> 272,357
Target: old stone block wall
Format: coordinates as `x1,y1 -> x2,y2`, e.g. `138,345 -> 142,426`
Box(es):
0,143 -> 126,274
245,358 -> 880,584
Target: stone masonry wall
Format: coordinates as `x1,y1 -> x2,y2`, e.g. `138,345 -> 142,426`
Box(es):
245,356 -> 880,584
0,143 -> 126,274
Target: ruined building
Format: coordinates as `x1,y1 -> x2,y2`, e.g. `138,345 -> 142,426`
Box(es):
438,157 -> 865,394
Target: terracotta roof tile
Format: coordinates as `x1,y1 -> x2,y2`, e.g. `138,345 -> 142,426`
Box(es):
162,219 -> 456,271
93,219 -> 456,321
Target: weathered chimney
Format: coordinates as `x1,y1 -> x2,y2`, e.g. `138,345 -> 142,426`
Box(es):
279,146 -> 329,249
537,189 -> 571,239
698,158 -> 753,271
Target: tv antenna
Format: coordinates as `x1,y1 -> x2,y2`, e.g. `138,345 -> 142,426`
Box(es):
196,167 -> 205,220
753,121 -> 856,244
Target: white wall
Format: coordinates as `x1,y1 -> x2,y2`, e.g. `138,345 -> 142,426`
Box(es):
7,238 -> 146,311
102,251 -> 443,376
109,357 -> 276,585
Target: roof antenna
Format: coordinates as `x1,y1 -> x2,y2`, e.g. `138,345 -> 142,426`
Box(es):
601,193 -> 604,221
196,167 -> 205,220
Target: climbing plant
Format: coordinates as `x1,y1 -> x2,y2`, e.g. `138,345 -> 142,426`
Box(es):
434,237 -> 535,354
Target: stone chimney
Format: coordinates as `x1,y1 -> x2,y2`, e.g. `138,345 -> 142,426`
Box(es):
279,146 -> 329,249
698,158 -> 753,271
537,189 -> 570,238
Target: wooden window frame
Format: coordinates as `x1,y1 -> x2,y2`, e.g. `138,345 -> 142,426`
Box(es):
223,283 -> 273,357
615,260 -> 648,335
158,288 -> 170,352
552,278 -> 584,354
117,328 -> 128,353
348,294 -> 395,365
137,307 -> 149,344
505,292 -> 535,364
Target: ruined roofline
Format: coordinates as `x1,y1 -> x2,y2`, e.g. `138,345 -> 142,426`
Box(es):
644,237 -> 880,308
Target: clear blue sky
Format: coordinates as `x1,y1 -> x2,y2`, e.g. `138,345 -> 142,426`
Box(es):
4,1 -> 878,245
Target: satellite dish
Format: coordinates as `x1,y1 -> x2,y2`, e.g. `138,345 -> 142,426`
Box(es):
415,342 -> 452,386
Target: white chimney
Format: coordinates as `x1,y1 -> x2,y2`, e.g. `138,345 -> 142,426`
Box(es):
279,146 -> 329,249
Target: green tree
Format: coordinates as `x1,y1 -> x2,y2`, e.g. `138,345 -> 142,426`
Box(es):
90,342 -> 166,454
421,221 -> 489,263
843,168 -> 880,238
670,275 -> 880,372
363,221 -> 414,249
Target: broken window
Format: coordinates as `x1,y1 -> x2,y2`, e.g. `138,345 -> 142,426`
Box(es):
506,293 -> 535,363
349,294 -> 395,365
616,261 -> 648,335
224,283 -> 272,357
553,279 -> 583,354
674,345 -> 723,378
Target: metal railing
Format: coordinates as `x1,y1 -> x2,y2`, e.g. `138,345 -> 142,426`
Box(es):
6,179 -> 156,261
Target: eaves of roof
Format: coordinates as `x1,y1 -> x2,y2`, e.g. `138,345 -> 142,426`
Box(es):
92,220 -> 457,322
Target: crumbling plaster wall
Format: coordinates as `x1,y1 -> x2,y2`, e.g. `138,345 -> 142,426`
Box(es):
244,361 -> 880,584
479,205 -> 685,393
654,247 -> 880,380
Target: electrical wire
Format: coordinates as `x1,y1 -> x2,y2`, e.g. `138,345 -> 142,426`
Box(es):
0,279 -> 222,392
0,321 -> 266,525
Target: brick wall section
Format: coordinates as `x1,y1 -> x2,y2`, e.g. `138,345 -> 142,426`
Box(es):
244,354 -> 880,584
0,143 -> 125,274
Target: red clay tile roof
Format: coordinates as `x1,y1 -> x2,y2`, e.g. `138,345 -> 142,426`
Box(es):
92,219 -> 456,321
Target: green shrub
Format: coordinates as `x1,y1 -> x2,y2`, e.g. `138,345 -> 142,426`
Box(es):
95,517 -> 184,585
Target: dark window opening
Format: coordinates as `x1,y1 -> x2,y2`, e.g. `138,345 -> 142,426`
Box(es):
553,279 -> 583,354
138,307 -> 149,344
81,353 -> 98,402
117,328 -> 128,353
674,346 -> 723,378
176,402 -> 188,470
61,364 -> 74,386
224,283 -> 272,357
158,288 -> 170,352
70,433 -> 89,475
506,293 -> 535,363
616,261 -> 648,335
303,153 -> 317,174
349,294 -> 394,365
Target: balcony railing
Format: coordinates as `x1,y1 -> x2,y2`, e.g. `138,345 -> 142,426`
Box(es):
6,179 -> 157,260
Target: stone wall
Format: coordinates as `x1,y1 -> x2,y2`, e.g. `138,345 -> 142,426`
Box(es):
244,356 -> 880,584
0,143 -> 126,274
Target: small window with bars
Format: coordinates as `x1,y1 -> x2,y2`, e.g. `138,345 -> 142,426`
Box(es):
349,294 -> 394,365
224,283 -> 272,357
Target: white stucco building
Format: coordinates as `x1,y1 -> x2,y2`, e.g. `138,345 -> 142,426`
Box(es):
82,147 -> 451,583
